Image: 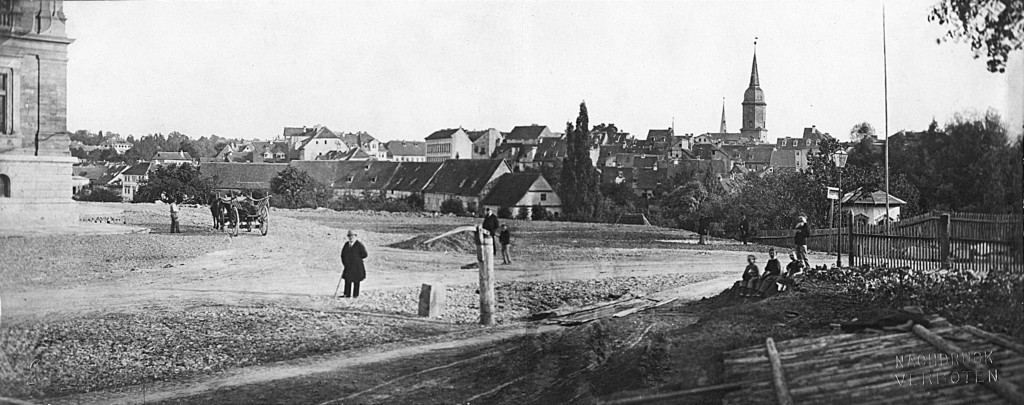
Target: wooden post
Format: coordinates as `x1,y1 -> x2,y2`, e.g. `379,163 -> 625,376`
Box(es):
847,212 -> 854,267
939,213 -> 951,269
476,226 -> 496,326
765,337 -> 794,405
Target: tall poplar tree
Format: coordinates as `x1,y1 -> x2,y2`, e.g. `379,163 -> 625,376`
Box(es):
559,102 -> 603,221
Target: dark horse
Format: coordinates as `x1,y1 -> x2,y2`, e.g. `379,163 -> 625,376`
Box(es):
208,194 -> 230,230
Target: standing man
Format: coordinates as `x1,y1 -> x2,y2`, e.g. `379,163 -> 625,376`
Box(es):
340,230 -> 368,298
499,224 -> 512,264
739,215 -> 750,245
482,207 -> 500,253
794,214 -> 811,269
169,195 -> 181,234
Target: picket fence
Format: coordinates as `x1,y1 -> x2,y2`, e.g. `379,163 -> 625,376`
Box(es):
755,212 -> 1024,273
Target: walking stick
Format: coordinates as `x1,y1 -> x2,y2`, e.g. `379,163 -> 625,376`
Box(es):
333,274 -> 344,298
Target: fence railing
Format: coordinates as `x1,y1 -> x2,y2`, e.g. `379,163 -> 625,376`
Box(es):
755,212 -> 1024,274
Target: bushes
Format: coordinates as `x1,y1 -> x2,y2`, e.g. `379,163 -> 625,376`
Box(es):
74,187 -> 122,202
497,206 -> 513,219
805,265 -> 1024,340
531,205 -> 550,220
440,198 -> 466,216
269,167 -> 332,209
328,191 -> 423,213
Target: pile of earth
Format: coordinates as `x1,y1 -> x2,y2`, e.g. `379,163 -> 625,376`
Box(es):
388,231 -> 477,254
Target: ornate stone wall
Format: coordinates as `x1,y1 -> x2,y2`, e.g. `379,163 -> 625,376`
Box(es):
0,0 -> 77,229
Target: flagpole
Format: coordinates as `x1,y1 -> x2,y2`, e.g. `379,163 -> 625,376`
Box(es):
883,3 -> 890,231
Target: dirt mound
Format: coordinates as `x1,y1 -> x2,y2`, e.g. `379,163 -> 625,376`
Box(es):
388,231 -> 477,253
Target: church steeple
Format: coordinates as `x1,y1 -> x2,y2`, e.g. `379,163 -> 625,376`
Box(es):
741,38 -> 767,142
720,98 -> 727,133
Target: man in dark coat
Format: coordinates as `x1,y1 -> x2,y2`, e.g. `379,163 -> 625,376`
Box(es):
482,207 -> 500,253
340,229 -> 368,298
499,224 -> 512,264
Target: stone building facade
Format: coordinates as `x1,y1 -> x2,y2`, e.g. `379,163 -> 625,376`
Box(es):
0,0 -> 77,228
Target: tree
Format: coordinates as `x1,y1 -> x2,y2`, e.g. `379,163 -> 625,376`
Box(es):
531,204 -> 550,220
74,187 -> 122,202
134,163 -> 217,203
269,167 -> 332,208
849,122 -> 876,142
497,206 -> 513,219
929,0 -> 1024,72
558,102 -> 603,221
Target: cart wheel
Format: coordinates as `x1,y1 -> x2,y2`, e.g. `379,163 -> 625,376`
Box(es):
259,207 -> 269,236
229,206 -> 240,237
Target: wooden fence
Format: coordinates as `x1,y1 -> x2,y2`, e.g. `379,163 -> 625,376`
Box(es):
755,212 -> 1024,273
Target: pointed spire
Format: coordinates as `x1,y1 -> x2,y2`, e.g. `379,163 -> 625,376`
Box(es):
750,38 -> 760,87
720,98 -> 727,133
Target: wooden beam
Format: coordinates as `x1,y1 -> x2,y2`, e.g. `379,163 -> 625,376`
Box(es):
964,325 -> 1024,355
597,381 -> 746,405
765,337 -> 794,405
913,324 -> 1024,404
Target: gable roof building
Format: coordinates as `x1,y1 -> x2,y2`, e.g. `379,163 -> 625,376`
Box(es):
383,162 -> 443,198
505,125 -> 554,145
421,159 -> 512,211
425,128 -> 472,162
384,140 -> 427,162
200,162 -> 289,191
480,172 -> 562,218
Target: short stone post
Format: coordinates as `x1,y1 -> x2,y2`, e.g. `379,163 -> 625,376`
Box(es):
418,283 -> 446,318
476,226 -> 495,326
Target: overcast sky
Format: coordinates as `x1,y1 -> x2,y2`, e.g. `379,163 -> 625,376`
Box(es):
63,0 -> 1023,143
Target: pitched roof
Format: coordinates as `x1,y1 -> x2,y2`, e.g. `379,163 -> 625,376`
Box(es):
425,128 -> 462,141
283,127 -> 310,137
334,161 -> 401,191
634,168 -> 668,189
385,140 -> 426,157
841,187 -> 907,205
288,160 -> 357,187
481,172 -> 547,207
747,145 -> 775,163
533,138 -> 567,162
383,162 -> 442,193
465,130 -> 489,142
73,164 -> 112,182
153,151 -> 193,161
422,159 -> 508,196
802,127 -> 834,141
769,149 -> 797,168
341,132 -> 377,148
647,129 -> 673,141
94,164 -> 129,185
123,162 -> 154,176
200,162 -> 289,190
298,127 -> 343,149
506,125 -> 550,141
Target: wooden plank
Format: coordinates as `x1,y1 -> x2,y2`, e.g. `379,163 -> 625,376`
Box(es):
765,337 -> 794,405
913,324 -> 1024,404
598,381 -> 748,405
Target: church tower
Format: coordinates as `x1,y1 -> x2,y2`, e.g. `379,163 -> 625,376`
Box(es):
740,45 -> 767,142
719,98 -> 727,133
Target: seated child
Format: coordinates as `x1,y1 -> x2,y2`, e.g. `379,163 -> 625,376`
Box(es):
756,248 -> 782,296
741,254 -> 760,291
777,251 -> 805,292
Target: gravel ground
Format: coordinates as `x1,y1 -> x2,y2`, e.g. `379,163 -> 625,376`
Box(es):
317,273 -> 720,325
0,305 -> 464,399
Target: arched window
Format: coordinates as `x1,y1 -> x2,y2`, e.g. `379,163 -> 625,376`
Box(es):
1,174 -> 11,197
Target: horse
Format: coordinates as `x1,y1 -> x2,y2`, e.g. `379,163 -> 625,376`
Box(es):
208,194 -> 230,231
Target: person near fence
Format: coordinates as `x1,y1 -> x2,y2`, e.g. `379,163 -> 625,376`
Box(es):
340,229 -> 368,298
794,214 -> 811,268
739,215 -> 750,245
499,224 -> 512,265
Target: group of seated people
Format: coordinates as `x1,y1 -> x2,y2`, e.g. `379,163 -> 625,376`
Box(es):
734,247 -> 804,298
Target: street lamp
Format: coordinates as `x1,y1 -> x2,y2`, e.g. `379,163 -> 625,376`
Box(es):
833,149 -> 848,267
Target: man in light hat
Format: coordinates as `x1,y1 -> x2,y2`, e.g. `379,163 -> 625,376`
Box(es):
339,229 -> 368,298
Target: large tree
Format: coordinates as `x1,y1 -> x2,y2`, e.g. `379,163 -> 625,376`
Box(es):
269,167 -> 332,208
929,0 -> 1024,72
558,102 -> 603,221
134,163 -> 217,203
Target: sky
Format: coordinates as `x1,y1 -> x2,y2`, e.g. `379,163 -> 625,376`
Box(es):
63,0 -> 1023,143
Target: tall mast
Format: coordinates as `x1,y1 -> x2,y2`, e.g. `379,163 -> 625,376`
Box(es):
883,4 -> 890,229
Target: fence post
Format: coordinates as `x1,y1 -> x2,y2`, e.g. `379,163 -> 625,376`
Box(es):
847,213 -> 854,267
939,213 -> 951,269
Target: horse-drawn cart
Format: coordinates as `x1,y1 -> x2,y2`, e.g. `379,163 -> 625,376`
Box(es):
214,195 -> 270,236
